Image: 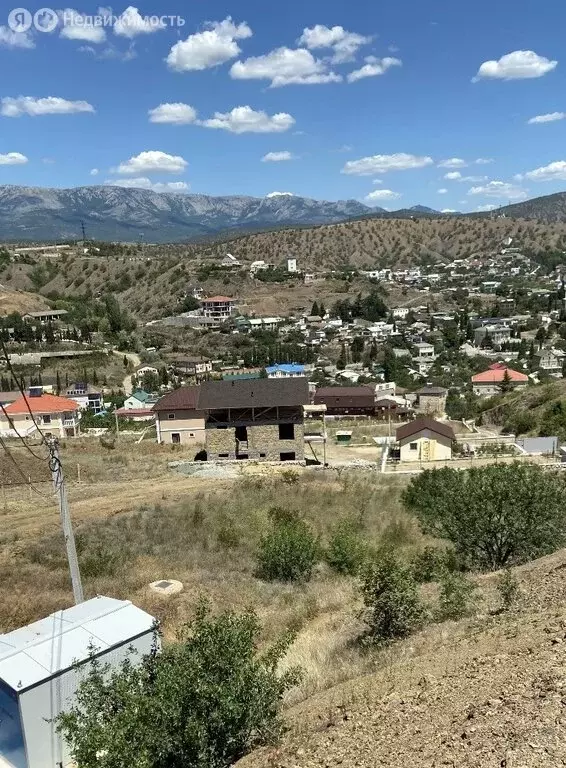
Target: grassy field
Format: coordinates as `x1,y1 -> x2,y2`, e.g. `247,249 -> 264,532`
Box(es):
0,440 -> 425,701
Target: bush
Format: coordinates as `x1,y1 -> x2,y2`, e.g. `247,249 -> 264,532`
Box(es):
411,546 -> 460,583
325,519 -> 368,575
256,517 -> 320,582
435,571 -> 477,621
497,568 -> 520,610
57,604 -> 299,768
402,463 -> 566,570
360,552 -> 425,644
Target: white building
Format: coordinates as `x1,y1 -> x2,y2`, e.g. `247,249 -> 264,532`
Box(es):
287,258 -> 298,273
0,597 -> 155,768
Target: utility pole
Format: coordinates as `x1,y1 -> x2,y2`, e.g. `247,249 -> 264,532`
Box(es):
47,437 -> 84,604
114,406 -> 120,438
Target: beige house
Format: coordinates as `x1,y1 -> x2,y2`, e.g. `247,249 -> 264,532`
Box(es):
396,417 -> 455,463
152,387 -> 205,445
0,392 -> 81,438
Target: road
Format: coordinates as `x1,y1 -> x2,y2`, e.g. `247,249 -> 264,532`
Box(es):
113,350 -> 141,395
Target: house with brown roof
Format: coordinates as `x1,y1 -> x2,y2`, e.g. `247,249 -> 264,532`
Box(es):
0,392 -> 81,438
396,418 -> 455,462
313,386 -> 376,416
199,378 -> 309,462
471,363 -> 528,397
152,387 -> 205,445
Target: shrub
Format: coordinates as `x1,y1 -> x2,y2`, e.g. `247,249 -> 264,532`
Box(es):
411,546 -> 460,583
497,568 -> 520,610
256,517 -> 319,582
435,571 -> 477,621
57,604 -> 299,768
325,519 -> 368,575
402,463 -> 566,570
360,552 -> 425,644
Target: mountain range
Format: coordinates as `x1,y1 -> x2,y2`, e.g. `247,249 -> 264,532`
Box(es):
0,184 -> 564,243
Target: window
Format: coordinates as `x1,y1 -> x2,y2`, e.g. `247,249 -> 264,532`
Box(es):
43,414 -> 51,425
168,413 -> 175,420
409,442 -> 418,450
235,425 -> 248,441
259,453 -> 266,458
171,433 -> 181,444
218,453 -> 229,458
280,452 -> 296,462
279,423 -> 295,440
189,432 -> 195,438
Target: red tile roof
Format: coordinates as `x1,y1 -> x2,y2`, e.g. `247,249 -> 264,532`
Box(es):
472,367 -> 528,384
4,393 -> 80,415
201,296 -> 234,303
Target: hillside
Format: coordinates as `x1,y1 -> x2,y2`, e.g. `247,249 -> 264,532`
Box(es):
0,285 -> 50,316
238,547 -> 566,768
498,191 -> 566,222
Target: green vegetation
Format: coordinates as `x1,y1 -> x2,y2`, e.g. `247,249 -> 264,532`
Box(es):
402,463 -> 566,570
256,510 -> 320,583
360,552 -> 425,644
57,603 -> 299,768
497,568 -> 521,610
435,570 -> 477,621
325,519 -> 369,575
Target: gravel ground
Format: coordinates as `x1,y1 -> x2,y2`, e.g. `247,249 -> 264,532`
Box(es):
238,550 -> 566,768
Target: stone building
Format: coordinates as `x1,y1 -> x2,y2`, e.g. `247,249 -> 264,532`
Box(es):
198,378 -> 309,462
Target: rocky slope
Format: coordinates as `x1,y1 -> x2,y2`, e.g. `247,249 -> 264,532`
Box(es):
238,549 -> 566,768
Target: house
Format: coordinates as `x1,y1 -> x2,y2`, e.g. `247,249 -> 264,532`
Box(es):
414,386 -> 448,417
412,342 -> 436,375
473,324 -> 512,348
392,307 -> 410,320
22,309 -> 68,325
124,390 -> 156,410
200,296 -> 236,323
135,365 -> 159,378
0,391 -> 81,438
152,387 -> 205,445
220,253 -> 241,268
198,377 -> 309,462
471,364 -> 528,397
314,386 -> 376,416
534,348 -> 565,377
169,356 -> 212,377
396,418 -> 455,462
374,397 -> 414,421
64,382 -> 103,413
115,408 -> 156,422
265,363 -> 305,378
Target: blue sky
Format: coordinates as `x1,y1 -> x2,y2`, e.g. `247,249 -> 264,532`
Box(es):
0,0 -> 564,211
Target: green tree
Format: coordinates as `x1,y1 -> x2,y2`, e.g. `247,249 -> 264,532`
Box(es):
360,552 -> 425,644
402,464 -> 566,570
310,300 -> 320,317
57,604 -> 299,768
256,516 -> 319,582
325,519 -> 368,575
500,368 -> 512,394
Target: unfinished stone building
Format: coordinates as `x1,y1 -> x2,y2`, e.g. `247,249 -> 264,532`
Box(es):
198,378 -> 309,462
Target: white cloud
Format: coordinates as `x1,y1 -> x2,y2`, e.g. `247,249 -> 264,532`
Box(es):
444,171 -> 488,182
0,25 -> 35,48
467,180 -> 527,200
114,6 -> 166,38
365,189 -> 401,202
166,17 -> 251,71
441,208 -> 457,213
104,177 -> 189,192
148,102 -> 197,124
266,191 -> 294,198
0,96 -> 94,117
475,157 -> 494,165
200,106 -> 295,134
342,152 -> 433,175
261,151 -> 294,162
0,152 -> 28,165
114,150 -> 188,175
437,188 -> 448,194
438,157 -> 467,168
59,9 -> 106,42
444,171 -> 462,180
90,168 -> 99,176
347,56 -> 401,83
473,50 -> 557,81
298,24 -> 371,63
527,111 -> 566,124
523,160 -> 566,182
373,178 -> 383,185
476,204 -> 497,212
230,47 -> 341,87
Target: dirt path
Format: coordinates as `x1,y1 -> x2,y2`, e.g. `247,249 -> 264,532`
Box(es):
112,350 -> 141,395
1,473 -> 229,540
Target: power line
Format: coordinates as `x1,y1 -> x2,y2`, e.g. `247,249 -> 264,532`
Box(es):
0,433 -> 52,498
0,399 -> 47,462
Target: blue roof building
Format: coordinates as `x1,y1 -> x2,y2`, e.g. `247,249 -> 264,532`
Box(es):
265,364 -> 305,378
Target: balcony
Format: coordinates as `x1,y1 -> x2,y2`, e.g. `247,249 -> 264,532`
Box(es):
63,419 -> 77,428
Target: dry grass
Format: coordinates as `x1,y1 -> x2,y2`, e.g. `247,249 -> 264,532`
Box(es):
0,467 -> 424,699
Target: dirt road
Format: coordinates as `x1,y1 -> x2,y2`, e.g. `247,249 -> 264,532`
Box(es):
113,350 -> 141,395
